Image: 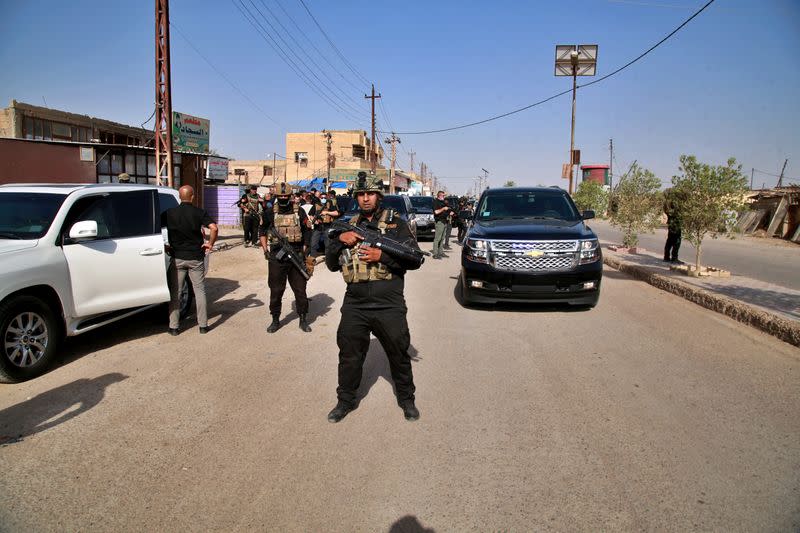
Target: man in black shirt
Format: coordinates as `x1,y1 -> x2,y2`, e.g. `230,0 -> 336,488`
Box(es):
162,185 -> 218,335
325,172 -> 423,423
259,182 -> 312,333
431,190 -> 451,259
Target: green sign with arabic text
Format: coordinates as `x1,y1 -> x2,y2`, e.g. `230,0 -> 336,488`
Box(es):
172,111 -> 210,153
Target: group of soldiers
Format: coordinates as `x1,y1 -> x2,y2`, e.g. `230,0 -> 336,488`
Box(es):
235,173 -> 424,423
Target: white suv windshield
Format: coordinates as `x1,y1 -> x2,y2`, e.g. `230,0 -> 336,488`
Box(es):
477,191 -> 580,221
0,193 -> 67,239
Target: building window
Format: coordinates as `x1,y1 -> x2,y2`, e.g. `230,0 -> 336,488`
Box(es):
294,152 -> 308,163
263,165 -> 273,176
352,145 -> 365,159
24,117 -> 33,139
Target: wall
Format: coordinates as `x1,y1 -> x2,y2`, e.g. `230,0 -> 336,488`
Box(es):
0,107 -> 13,137
204,185 -> 243,226
0,138 -> 96,183
285,130 -> 383,182
226,159 -> 287,185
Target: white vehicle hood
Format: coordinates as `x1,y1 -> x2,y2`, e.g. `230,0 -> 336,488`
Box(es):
0,239 -> 38,255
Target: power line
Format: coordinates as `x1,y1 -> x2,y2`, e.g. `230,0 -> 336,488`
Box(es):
384,0 -> 715,135
296,0 -> 371,86
254,0 -> 364,116
232,0 -> 365,125
170,20 -> 284,129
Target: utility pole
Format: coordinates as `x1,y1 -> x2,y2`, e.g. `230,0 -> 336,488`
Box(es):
777,159 -> 788,188
323,130 -> 332,187
750,168 -> 754,190
481,168 -> 489,191
154,0 -> 174,188
364,84 -> 381,173
408,150 -> 416,174
385,133 -> 400,194
569,53 -> 578,195
609,138 -> 614,190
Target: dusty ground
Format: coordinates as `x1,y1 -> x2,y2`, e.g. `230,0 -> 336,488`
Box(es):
1,241 -> 798,532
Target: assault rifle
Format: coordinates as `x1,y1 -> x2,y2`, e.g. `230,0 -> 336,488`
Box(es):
267,225 -> 310,280
328,220 -> 430,266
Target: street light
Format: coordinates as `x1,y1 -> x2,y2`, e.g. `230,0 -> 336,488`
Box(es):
555,44 -> 598,194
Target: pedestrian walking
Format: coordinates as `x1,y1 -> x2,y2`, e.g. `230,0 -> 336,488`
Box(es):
260,182 -> 313,333
663,188 -> 682,263
163,185 -> 218,335
431,190 -> 451,259
325,172 -> 424,423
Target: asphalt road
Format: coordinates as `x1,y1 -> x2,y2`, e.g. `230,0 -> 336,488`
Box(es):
589,219 -> 800,290
1,242 -> 798,532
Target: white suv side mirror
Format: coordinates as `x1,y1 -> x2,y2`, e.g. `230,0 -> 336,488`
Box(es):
69,220 -> 98,240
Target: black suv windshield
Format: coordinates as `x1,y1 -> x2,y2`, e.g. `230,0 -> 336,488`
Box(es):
476,190 -> 580,221
409,196 -> 433,213
0,192 -> 67,239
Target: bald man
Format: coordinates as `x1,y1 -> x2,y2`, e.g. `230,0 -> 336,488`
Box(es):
162,185 -> 218,334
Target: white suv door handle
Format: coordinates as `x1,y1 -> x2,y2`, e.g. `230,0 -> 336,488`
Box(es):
140,248 -> 163,256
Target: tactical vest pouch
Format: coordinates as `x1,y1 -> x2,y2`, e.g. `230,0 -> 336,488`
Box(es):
339,211 -> 394,284
269,205 -> 302,243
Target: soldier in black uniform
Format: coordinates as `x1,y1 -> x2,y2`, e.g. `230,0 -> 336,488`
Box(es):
244,185 -> 262,248
325,172 -> 423,423
259,182 -> 313,333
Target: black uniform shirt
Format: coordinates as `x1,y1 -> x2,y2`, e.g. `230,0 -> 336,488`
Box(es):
259,203 -> 311,260
432,198 -> 449,222
162,202 -> 216,261
325,207 -> 422,309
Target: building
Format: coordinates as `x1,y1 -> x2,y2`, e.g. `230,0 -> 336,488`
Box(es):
225,159 -> 288,185
0,100 -> 218,207
580,164 -> 610,187
285,130 -> 384,183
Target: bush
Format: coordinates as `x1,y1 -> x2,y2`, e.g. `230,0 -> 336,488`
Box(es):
572,180 -> 609,217
609,163 -> 663,247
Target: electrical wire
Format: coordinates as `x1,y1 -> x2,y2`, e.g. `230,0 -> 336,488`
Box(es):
170,20 -> 284,129
383,0 -> 716,135
296,0 -> 371,87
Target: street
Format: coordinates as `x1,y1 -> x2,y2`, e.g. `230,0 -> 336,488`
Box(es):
590,219 -> 800,290
1,242 -> 798,532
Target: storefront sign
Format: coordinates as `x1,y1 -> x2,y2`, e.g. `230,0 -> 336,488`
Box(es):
172,111 -> 210,153
206,157 -> 228,181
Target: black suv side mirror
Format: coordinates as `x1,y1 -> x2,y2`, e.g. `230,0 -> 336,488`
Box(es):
582,210 -> 595,220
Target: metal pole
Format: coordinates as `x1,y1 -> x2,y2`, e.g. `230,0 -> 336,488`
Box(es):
750,167 -> 754,190
155,0 -> 174,188
569,67 -> 577,195
609,138 -> 613,190
777,159 -> 788,188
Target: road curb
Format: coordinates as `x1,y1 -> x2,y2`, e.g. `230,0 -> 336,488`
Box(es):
603,254 -> 800,348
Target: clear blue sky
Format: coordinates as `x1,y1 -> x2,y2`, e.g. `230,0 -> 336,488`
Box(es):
1,0 -> 798,194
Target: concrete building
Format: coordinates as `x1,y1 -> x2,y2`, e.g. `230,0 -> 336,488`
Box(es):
285,130 -> 384,183
225,159 -> 288,185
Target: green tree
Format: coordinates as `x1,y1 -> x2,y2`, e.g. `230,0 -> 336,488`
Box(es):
503,180 -> 517,187
572,180 -> 609,217
671,155 -> 748,271
609,163 -> 662,247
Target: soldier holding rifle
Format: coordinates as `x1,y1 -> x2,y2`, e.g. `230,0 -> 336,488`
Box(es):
325,172 -> 426,423
259,182 -> 313,333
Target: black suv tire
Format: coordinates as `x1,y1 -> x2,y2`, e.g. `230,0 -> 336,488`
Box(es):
0,295 -> 62,383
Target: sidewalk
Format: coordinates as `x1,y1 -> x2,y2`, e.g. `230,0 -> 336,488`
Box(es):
601,243 -> 800,347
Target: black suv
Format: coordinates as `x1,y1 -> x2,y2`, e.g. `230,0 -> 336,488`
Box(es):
460,187 -> 602,307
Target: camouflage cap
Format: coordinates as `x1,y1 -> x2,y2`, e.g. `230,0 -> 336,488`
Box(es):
274,182 -> 292,196
353,171 -> 384,195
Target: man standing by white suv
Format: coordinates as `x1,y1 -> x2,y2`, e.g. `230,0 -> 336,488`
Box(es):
163,185 -> 218,335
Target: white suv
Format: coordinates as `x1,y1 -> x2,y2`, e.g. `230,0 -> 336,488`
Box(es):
0,183 -> 183,382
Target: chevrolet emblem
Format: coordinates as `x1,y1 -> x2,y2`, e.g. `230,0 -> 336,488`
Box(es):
525,250 -> 544,257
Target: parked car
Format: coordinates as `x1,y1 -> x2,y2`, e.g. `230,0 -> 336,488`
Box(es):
460,186 -> 602,307
0,183 -> 188,382
409,196 -> 435,240
341,194 -> 419,238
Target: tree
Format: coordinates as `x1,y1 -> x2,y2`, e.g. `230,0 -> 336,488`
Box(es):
609,162 -> 662,247
503,180 -> 516,187
671,155 -> 748,271
572,180 -> 609,217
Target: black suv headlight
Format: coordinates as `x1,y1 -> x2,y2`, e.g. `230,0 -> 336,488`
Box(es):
465,238 -> 489,263
579,239 -> 600,264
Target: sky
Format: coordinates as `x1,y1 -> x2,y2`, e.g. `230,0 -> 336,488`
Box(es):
1,0 -> 798,194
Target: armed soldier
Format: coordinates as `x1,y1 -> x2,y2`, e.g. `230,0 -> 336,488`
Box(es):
309,189 -> 341,265
325,172 -> 424,423
240,185 -> 262,248
259,182 -> 313,333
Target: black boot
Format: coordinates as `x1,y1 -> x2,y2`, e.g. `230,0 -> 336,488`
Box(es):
299,314 -> 311,332
400,400 -> 420,421
327,401 -> 355,423
266,315 -> 280,333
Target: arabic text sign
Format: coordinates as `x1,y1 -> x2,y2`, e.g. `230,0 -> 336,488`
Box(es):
206,157 -> 228,181
172,111 -> 210,153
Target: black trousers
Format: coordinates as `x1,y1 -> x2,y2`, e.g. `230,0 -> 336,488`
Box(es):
664,229 -> 681,261
267,258 -> 309,316
336,306 -> 416,406
245,215 -> 260,245
457,222 -> 467,242
444,222 -> 452,246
